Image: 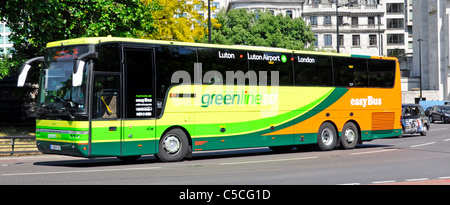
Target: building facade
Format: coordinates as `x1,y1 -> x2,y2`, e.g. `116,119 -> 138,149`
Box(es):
227,0 -> 305,18
225,0 -> 411,59
302,0 -> 385,56
409,0 -> 450,102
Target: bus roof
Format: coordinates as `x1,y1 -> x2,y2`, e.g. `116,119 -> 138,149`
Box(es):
46,36 -> 393,60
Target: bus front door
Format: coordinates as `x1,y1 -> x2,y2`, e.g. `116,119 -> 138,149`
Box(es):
90,74 -> 122,157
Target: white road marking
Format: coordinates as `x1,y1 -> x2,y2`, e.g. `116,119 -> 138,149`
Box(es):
429,128 -> 447,132
438,176 -> 450,179
219,156 -> 318,165
444,139 -> 450,142
337,183 -> 361,185
350,149 -> 398,155
409,142 -> 435,148
2,166 -> 161,176
405,178 -> 429,182
340,176 -> 450,185
371,180 -> 396,184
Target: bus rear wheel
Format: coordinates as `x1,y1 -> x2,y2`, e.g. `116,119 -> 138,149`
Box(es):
317,122 -> 337,151
341,122 -> 359,149
157,128 -> 189,162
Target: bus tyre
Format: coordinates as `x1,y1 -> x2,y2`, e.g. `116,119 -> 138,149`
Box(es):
317,122 -> 337,151
341,122 -> 359,149
157,128 -> 189,162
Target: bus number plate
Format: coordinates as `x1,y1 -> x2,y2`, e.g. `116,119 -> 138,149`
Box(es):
50,145 -> 61,151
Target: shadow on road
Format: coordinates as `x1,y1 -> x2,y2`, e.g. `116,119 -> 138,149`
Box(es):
33,143 -> 395,167
34,156 -> 158,167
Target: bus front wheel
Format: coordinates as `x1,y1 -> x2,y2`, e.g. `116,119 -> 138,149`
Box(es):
157,128 -> 189,162
317,122 -> 337,151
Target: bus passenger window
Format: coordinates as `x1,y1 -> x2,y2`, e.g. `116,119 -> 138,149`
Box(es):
367,59 -> 395,88
333,57 -> 368,87
93,75 -> 120,119
248,51 -> 293,86
197,48 -> 248,85
294,55 -> 333,86
155,45 -> 197,117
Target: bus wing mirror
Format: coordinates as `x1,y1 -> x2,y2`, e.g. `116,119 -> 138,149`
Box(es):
17,56 -> 44,87
73,52 -> 98,87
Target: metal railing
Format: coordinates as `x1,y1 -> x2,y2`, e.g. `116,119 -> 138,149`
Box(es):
0,136 -> 39,155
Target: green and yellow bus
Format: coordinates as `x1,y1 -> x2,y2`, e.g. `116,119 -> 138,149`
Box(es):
17,37 -> 402,162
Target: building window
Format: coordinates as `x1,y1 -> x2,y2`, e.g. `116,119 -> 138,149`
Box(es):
324,16 -> 332,26
352,35 -> 360,46
387,34 -> 404,44
387,3 -> 404,14
369,35 -> 377,46
409,10 -> 413,21
351,17 -> 358,27
310,16 -> 317,26
387,18 -> 404,29
339,35 -> 344,46
324,34 -> 332,46
314,35 -> 318,46
212,2 -> 220,9
338,16 -> 343,26
286,10 -> 293,19
387,49 -> 405,56
368,17 -> 375,27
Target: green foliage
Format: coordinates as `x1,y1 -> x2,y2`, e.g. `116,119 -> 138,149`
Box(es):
144,0 -> 219,42
206,9 -> 316,50
0,0 -> 160,81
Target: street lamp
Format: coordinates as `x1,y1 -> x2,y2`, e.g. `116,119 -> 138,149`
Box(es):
418,35 -> 423,101
336,2 -> 352,53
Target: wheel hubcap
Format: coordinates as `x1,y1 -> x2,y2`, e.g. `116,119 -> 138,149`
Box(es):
344,128 -> 355,143
163,135 -> 181,154
321,128 -> 334,146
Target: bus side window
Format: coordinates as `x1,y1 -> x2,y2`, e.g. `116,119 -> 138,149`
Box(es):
248,51 -> 293,86
93,75 -> 120,119
367,59 -> 395,88
197,48 -> 248,85
333,57 -> 368,87
155,45 -> 197,117
294,55 -> 333,87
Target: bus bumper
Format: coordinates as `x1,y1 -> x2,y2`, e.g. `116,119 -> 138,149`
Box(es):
37,140 -> 89,157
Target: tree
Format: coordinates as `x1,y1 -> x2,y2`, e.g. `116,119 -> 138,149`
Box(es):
144,0 -> 219,42
207,9 -> 316,50
0,0 -> 160,80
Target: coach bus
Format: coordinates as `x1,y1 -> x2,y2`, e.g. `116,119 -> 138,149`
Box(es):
17,36 -> 402,162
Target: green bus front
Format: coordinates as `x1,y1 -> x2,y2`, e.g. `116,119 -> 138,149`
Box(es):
32,41 -> 158,158
35,45 -> 93,157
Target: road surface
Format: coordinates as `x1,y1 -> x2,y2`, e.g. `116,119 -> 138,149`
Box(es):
1,123 -> 450,185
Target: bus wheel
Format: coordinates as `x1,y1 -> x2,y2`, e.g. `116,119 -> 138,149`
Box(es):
317,122 -> 337,151
341,122 -> 359,149
157,128 -> 189,162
